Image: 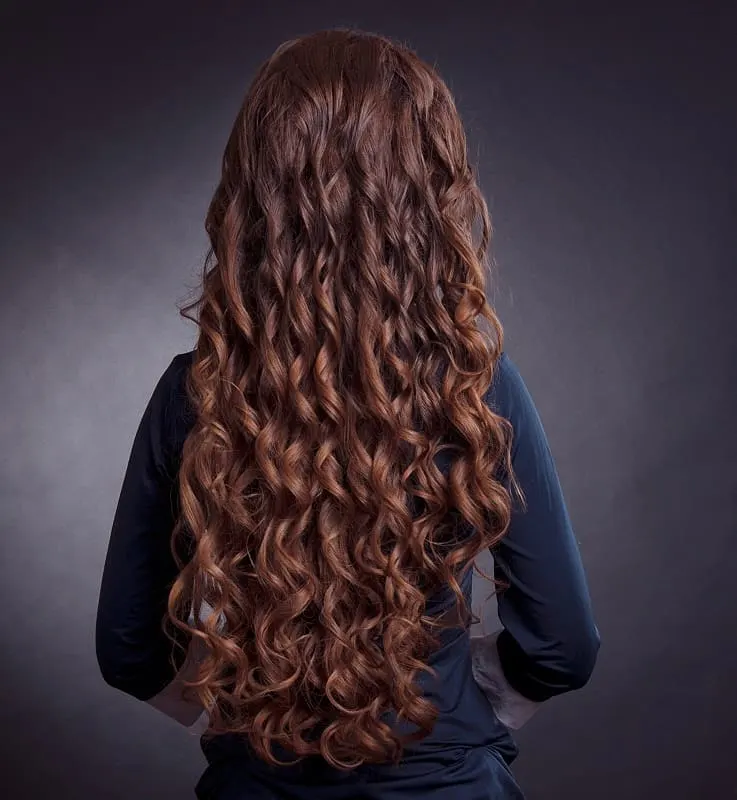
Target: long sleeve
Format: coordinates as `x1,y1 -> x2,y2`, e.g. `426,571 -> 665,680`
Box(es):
487,353 -> 600,703
95,356 -> 191,701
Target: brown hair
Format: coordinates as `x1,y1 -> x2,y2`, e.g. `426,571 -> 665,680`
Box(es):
166,28 -> 516,770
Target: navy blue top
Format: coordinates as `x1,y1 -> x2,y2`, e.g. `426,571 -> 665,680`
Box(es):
95,350 -> 599,796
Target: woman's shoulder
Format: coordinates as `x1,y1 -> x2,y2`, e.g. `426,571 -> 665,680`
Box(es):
485,351 -> 527,421
168,349 -> 196,379
156,350 -> 196,464
157,350 -> 194,414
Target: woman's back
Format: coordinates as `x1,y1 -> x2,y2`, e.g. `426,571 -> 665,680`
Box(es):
98,349 -> 598,798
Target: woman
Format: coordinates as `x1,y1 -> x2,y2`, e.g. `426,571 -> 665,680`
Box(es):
96,29 -> 599,799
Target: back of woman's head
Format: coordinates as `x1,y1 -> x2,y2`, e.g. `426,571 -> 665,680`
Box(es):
168,28 -> 515,769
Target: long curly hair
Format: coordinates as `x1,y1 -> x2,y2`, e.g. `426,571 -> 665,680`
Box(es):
166,28 -> 517,770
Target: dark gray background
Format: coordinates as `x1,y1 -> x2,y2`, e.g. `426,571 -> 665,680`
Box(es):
1,1 -> 735,797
